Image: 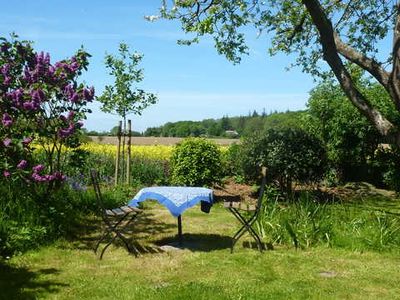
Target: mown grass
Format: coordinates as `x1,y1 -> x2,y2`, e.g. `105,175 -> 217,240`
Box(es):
1,201 -> 400,300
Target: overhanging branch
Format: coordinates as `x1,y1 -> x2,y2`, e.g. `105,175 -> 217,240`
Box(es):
302,0 -> 396,139
333,32 -> 390,88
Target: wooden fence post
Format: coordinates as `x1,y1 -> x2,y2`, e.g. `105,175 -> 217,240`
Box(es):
127,120 -> 132,185
114,121 -> 122,186
121,120 -> 126,183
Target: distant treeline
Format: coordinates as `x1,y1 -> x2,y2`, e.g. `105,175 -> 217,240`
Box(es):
84,110 -> 305,138
143,110 -> 305,138
84,127 -> 142,137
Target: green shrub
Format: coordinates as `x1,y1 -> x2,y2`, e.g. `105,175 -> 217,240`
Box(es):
223,143 -> 243,177
372,147 -> 400,192
170,138 -> 223,187
240,128 -> 327,191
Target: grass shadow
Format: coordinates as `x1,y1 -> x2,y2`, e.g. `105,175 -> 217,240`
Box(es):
0,262 -> 67,300
61,210 -> 176,252
154,233 -> 232,252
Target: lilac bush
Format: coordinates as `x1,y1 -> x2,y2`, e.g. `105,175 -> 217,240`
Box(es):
0,35 -> 94,190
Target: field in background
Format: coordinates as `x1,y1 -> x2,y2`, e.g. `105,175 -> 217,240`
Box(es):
88,136 -> 239,146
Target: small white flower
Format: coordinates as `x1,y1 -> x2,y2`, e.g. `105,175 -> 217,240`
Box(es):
133,53 -> 142,60
144,15 -> 160,22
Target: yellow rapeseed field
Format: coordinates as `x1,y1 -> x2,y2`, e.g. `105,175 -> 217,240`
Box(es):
79,143 -> 174,160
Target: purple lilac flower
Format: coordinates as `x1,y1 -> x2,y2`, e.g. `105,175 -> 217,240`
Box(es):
83,87 -> 95,101
3,138 -> 12,147
2,113 -> 13,127
69,92 -> 80,103
1,63 -> 10,76
32,171 -> 65,183
67,111 -> 75,120
58,73 -> 66,80
9,89 -> 24,107
22,137 -> 33,146
3,76 -> 11,85
17,160 -> 28,169
47,65 -> 55,78
55,61 -> 68,74
23,101 -> 39,111
58,125 -> 75,138
32,164 -> 45,173
63,84 -> 74,98
53,171 -> 66,181
69,62 -> 79,72
44,52 -> 50,65
3,170 -> 10,178
59,115 -> 67,123
32,173 -> 46,182
23,67 -> 32,83
0,43 -> 9,52
35,52 -> 49,72
44,174 -> 56,181
31,89 -> 45,103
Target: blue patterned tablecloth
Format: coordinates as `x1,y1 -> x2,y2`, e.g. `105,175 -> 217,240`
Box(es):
128,186 -> 213,217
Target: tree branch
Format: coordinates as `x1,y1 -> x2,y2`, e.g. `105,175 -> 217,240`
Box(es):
301,0 -> 398,141
333,32 -> 390,88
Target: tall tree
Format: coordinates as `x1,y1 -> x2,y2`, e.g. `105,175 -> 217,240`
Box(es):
97,43 -> 157,129
159,1 -> 400,145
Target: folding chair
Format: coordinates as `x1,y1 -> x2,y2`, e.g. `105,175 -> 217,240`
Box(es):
90,170 -> 143,259
224,167 -> 267,252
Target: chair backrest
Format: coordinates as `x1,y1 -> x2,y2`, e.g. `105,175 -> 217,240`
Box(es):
255,167 -> 267,214
90,169 -> 106,215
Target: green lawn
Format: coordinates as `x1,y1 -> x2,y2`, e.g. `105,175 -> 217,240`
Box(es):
1,202 -> 400,300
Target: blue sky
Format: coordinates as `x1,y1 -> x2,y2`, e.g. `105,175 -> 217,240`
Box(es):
1,0 -> 316,132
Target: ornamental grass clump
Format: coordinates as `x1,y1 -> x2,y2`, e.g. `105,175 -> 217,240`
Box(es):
170,138 -> 222,187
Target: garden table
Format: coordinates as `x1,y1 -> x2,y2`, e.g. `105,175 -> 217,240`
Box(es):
128,186 -> 214,245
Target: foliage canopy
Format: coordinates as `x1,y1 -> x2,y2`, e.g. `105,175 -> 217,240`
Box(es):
159,1 -> 400,145
97,43 -> 157,123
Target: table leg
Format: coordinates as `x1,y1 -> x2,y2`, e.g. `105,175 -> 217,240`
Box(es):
177,215 -> 182,246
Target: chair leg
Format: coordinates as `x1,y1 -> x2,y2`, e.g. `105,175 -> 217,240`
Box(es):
229,208 -> 264,252
99,239 -> 114,260
94,230 -> 110,253
96,213 -> 142,259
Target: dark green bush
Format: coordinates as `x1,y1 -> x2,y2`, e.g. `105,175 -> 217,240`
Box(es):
240,128 -> 327,191
170,138 -> 223,187
223,143 -> 243,177
372,146 -> 400,192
